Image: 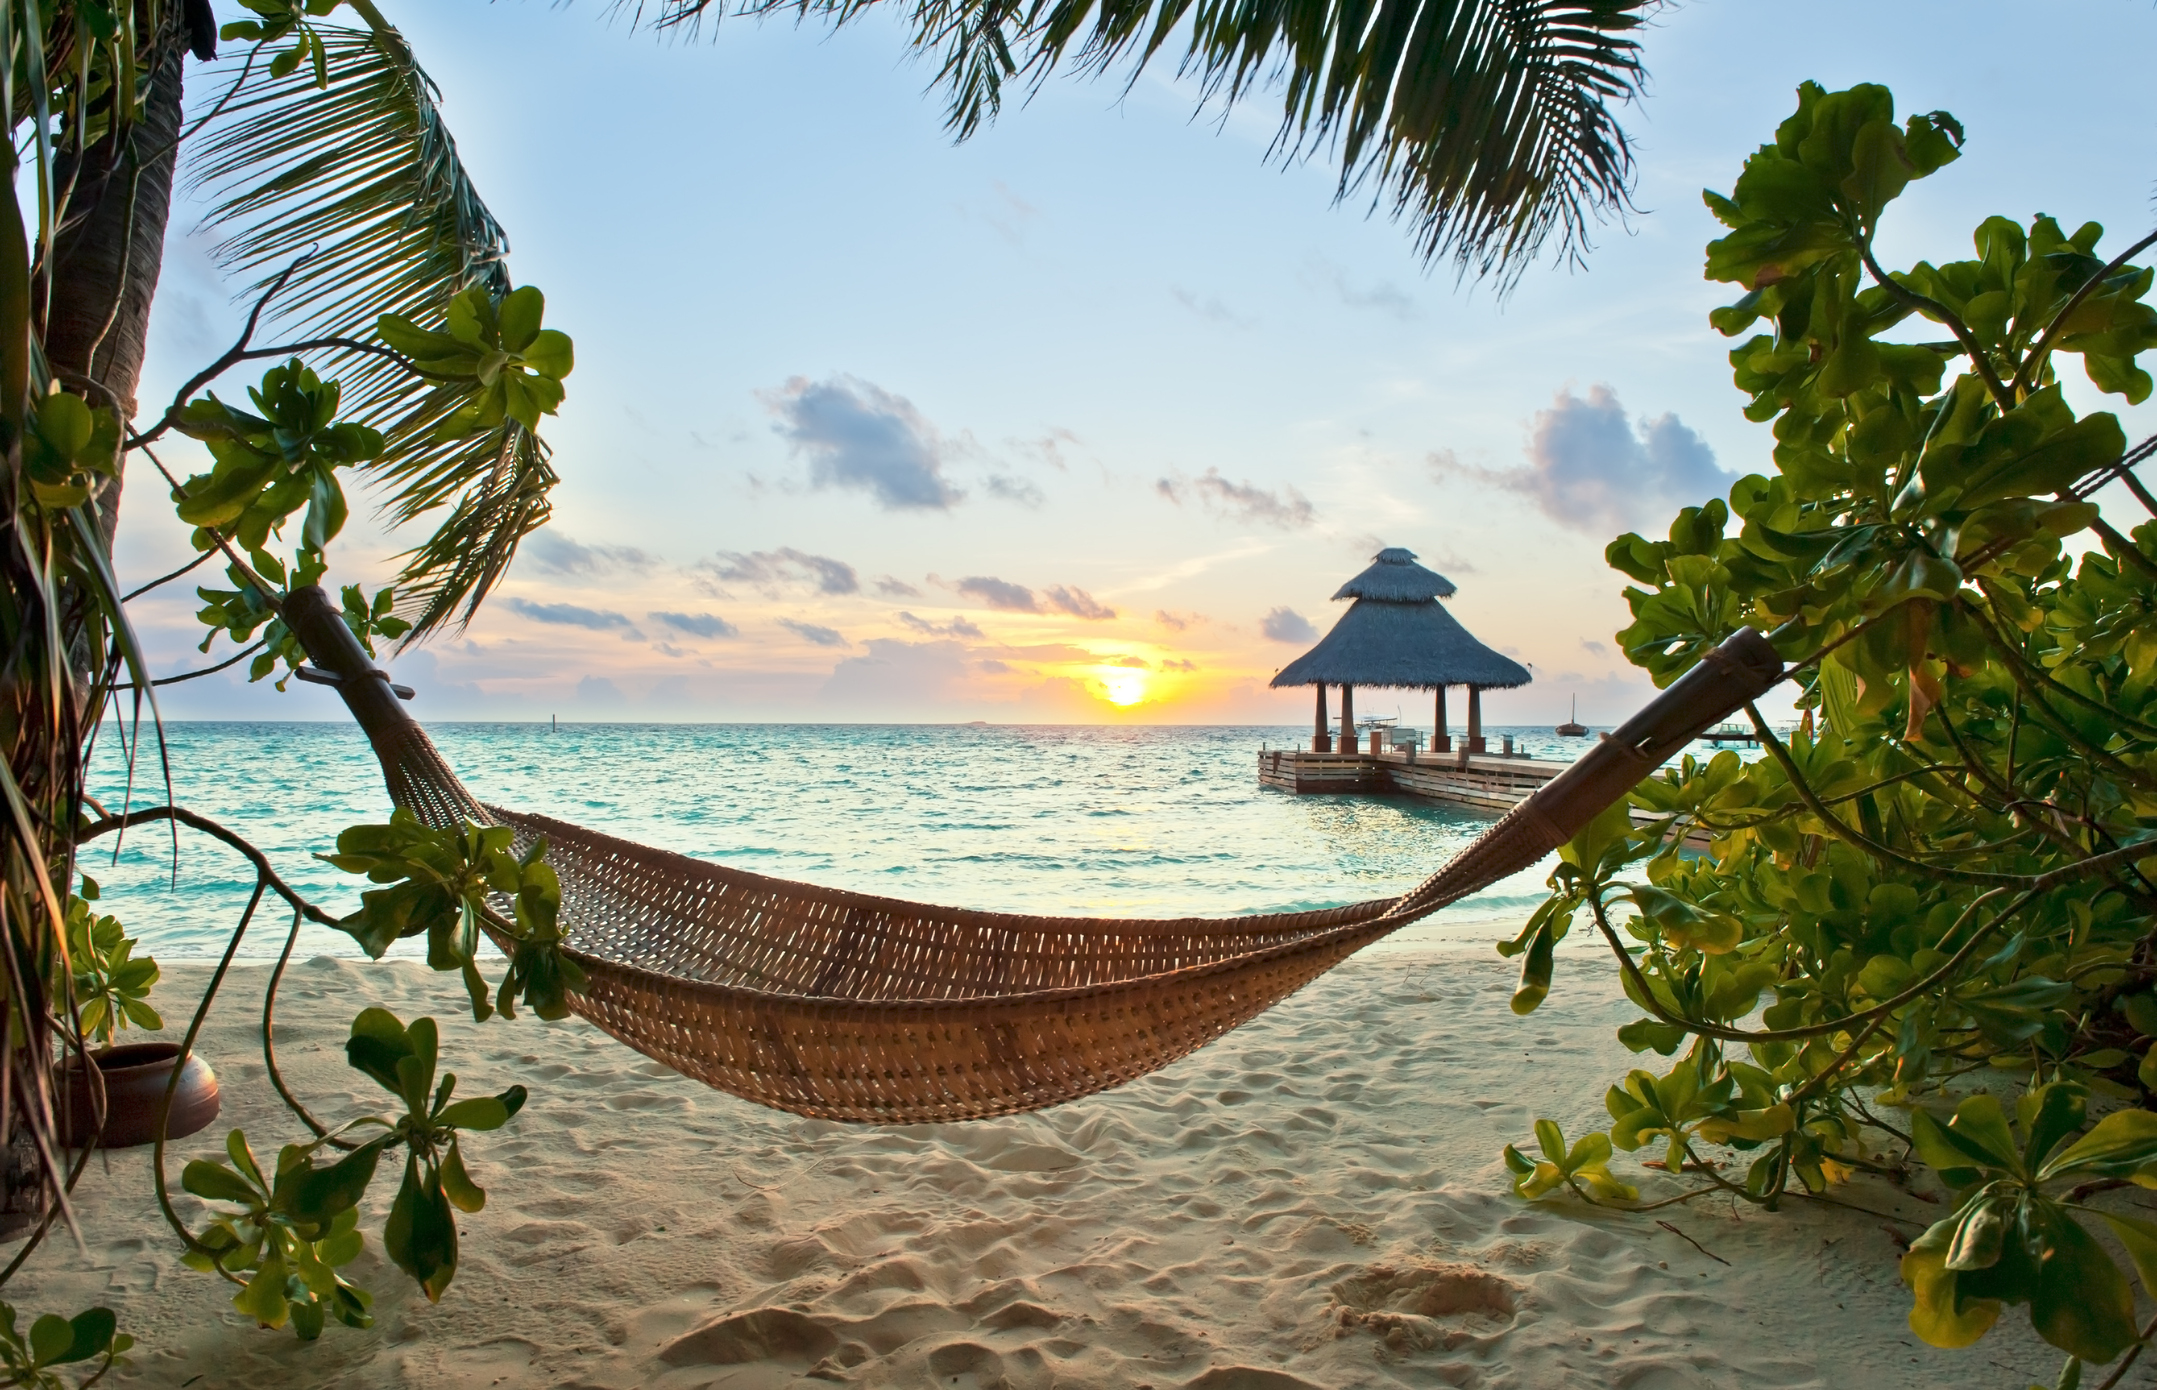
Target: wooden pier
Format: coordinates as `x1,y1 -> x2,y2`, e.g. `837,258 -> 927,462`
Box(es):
1258,747 -> 1568,814
1259,746 -> 1715,851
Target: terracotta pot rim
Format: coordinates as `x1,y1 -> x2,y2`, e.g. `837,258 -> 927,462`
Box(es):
67,1042 -> 189,1078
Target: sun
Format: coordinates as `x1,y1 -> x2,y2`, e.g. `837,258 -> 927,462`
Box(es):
1104,673 -> 1148,706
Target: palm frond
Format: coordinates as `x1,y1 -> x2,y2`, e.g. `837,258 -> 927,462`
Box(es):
186,23 -> 551,635
638,0 -> 1649,281
381,406 -> 558,636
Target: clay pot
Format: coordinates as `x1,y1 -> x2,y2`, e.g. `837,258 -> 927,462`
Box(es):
57,1043 -> 219,1149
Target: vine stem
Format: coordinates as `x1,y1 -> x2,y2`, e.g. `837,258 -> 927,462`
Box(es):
112,640 -> 267,691
119,546 -> 214,601
1783,1012 -> 1891,1109
75,806 -> 341,928
153,879 -> 266,1277
263,907 -> 342,1144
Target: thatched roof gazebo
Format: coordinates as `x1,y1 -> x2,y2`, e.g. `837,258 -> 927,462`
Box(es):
1270,548 -> 1530,754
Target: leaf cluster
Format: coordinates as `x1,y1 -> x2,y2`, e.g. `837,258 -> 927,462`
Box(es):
1903,1084 -> 2157,1365
0,1301 -> 130,1389
171,357 -> 381,560
194,571 -> 407,690
375,285 -> 572,439
179,1130 -> 375,1340
62,877 -> 158,1046
220,1 -> 352,86
19,393 -> 121,512
319,810 -> 584,1022
181,1009 -> 526,1329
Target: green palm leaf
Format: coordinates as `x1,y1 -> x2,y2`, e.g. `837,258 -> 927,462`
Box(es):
188,21 -> 552,635
641,0 -> 1650,280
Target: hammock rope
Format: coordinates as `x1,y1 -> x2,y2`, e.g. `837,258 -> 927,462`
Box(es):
282,587 -> 1785,1123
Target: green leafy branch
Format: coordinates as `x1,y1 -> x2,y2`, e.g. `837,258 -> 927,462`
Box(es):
1904,1083 -> 2157,1367
63,877 -> 158,1047
181,1009 -> 526,1331
220,0 -> 355,88
319,809 -> 584,1023
0,1302 -> 130,1389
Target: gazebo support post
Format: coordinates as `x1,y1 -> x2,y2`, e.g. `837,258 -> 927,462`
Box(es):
1340,683 -> 1355,753
1432,686 -> 1451,753
1312,683 -> 1330,752
1466,685 -> 1485,754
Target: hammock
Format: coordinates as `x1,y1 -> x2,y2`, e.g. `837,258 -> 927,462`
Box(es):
284,588 -> 1784,1124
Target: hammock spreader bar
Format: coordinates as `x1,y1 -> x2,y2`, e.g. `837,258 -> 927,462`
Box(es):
283,586 -> 1785,1123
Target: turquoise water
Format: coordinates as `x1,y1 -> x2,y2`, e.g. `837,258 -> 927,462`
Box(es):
82,722 -> 1633,962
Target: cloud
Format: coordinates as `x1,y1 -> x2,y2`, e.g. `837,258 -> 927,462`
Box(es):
699,547 -> 859,596
1433,385 -> 1737,535
778,618 -> 848,647
763,375 -> 963,510
982,474 -> 1045,507
978,180 -> 1038,245
1580,638 -> 1609,657
874,575 -> 922,598
1171,287 -> 1255,330
1011,428 -> 1078,472
1161,658 -> 1199,672
1156,468 -> 1316,529
956,576 -> 1038,612
1044,585 -> 1116,621
1261,607 -> 1319,643
650,610 -> 739,640
1106,655 -> 1149,668
897,611 -> 985,639
1153,608 -> 1203,631
522,531 -> 658,577
1316,263 -> 1417,320
503,597 -> 636,633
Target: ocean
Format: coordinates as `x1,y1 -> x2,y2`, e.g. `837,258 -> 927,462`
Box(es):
82,721 -> 1648,963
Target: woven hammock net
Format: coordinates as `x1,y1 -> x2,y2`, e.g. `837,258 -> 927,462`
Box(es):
289,589 -> 1783,1125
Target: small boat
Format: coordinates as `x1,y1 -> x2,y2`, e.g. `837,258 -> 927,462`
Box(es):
1556,695 -> 1587,738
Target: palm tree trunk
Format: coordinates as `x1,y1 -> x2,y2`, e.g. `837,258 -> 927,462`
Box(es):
46,22 -> 188,548
0,21 -> 188,1239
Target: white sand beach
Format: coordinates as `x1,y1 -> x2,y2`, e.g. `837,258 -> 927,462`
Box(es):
12,951 -> 2070,1389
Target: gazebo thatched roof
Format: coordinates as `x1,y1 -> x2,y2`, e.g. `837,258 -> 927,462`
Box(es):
1332,547 -> 1456,601
1270,549 -> 1530,691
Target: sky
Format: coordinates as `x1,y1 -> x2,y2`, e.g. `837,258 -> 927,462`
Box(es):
114,0 -> 2157,725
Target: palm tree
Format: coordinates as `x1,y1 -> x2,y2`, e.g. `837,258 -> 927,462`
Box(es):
0,0 -> 1651,1243
648,0 -> 1653,279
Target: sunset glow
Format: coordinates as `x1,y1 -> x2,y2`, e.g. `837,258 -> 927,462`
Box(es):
1103,673 -> 1148,706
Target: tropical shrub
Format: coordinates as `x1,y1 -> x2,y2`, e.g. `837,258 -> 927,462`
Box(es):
1503,81 -> 2157,1385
